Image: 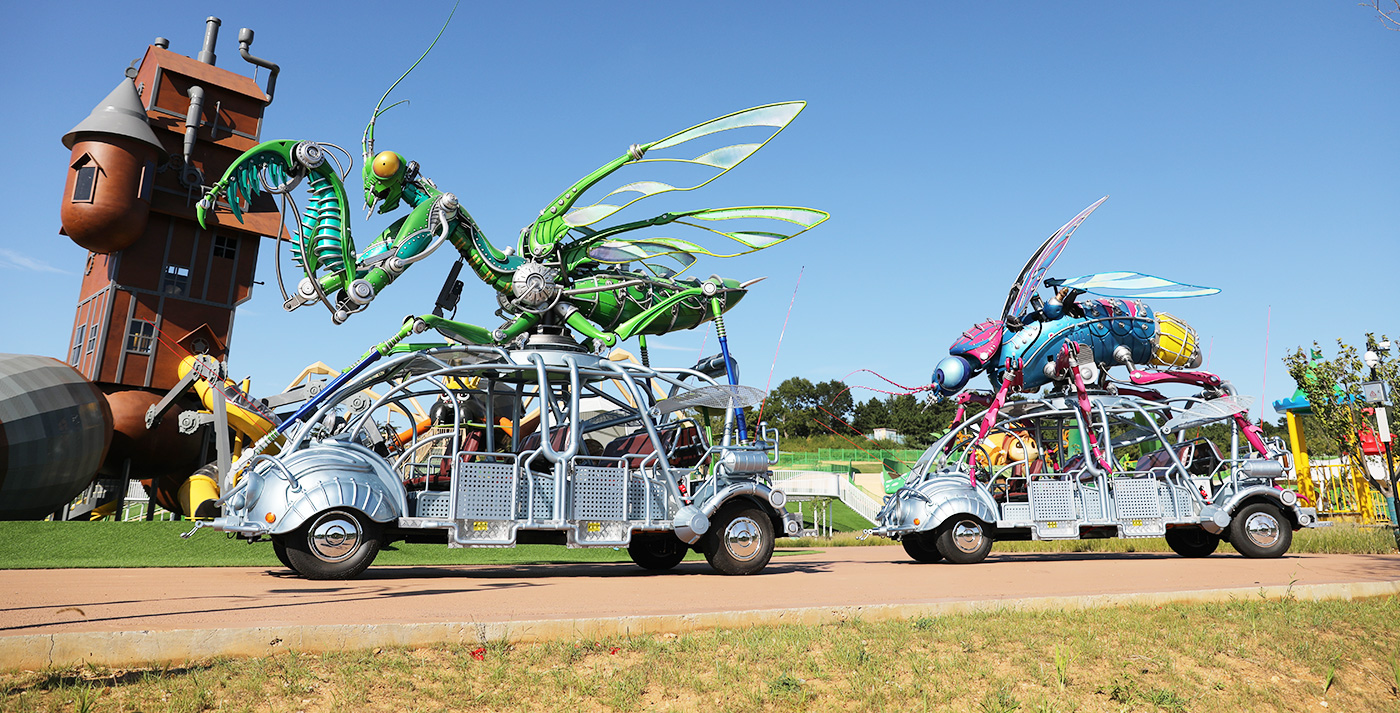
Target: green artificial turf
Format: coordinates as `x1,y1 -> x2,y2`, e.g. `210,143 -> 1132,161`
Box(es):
0,522 -> 821,569
0,521 -> 685,569
785,498 -> 874,531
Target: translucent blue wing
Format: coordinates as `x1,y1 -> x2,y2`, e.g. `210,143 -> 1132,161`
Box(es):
1056,271 -> 1221,299
560,102 -> 807,230
1002,196 -> 1108,321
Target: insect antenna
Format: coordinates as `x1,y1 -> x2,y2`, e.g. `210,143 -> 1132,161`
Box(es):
362,0 -> 460,162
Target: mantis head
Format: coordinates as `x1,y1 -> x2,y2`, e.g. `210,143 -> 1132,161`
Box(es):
363,149 -> 413,215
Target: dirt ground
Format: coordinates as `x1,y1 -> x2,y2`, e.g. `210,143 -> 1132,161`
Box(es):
2,548 -> 1397,637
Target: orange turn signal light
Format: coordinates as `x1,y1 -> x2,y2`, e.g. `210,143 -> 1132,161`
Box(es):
265,513 -> 276,523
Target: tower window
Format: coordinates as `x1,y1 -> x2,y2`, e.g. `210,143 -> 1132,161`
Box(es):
72,166 -> 98,203
125,320 -> 155,354
161,265 -> 189,296
71,325 -> 86,364
213,234 -> 237,259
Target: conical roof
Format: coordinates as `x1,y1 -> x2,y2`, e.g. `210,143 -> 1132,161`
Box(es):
62,77 -> 167,159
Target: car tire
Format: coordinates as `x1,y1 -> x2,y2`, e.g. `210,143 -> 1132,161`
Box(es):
1228,502 -> 1293,558
901,531 -> 945,563
934,516 -> 993,564
628,532 -> 688,570
1164,527 -> 1219,558
703,502 -> 774,575
281,508 -> 384,580
271,537 -> 294,569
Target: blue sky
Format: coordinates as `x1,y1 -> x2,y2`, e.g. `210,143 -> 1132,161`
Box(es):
1,1 -> 1395,422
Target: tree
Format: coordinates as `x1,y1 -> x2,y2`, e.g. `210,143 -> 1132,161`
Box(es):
761,377 -> 854,438
851,392 -> 957,448
1283,335 -> 1399,492
1366,0 -> 1400,31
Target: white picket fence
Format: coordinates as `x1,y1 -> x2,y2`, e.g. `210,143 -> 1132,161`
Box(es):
771,469 -> 884,524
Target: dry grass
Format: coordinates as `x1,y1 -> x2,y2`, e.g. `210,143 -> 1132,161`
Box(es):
4,595 -> 1399,712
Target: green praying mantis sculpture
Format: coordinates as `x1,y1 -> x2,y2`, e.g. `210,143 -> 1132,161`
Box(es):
197,48 -> 826,351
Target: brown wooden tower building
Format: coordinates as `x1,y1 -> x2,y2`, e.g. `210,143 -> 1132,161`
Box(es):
59,18 -> 283,490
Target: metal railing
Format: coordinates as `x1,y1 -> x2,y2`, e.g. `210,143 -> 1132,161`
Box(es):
772,469 -> 883,524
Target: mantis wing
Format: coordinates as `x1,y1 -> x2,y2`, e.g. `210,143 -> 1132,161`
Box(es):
527,102 -> 807,256
1001,196 -> 1107,322
1054,271 -> 1220,299
196,139 -> 355,283
577,206 -> 829,278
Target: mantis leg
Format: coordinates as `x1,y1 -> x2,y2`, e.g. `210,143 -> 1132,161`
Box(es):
417,314 -> 496,345
495,312 -> 544,343
563,310 -> 617,347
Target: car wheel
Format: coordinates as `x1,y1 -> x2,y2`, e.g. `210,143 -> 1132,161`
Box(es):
901,531 -> 944,563
271,537 -> 293,569
703,502 -> 774,575
1164,527 -> 1219,558
1228,502 -> 1293,558
935,516 -> 993,564
628,532 -> 688,570
282,508 -> 384,580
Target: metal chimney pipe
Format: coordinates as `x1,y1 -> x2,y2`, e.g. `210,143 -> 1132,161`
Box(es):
237,27 -> 280,107
154,37 -> 169,49
182,84 -> 205,183
198,17 -> 220,65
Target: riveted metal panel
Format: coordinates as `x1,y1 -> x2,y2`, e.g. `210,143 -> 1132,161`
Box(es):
455,461 -> 516,520
1113,478 -> 1163,519
1076,487 -> 1105,521
1035,520 -> 1079,538
1158,484 -> 1195,520
567,520 -> 630,547
573,465 -> 627,521
409,491 -> 451,519
627,473 -> 668,521
1120,518 -> 1165,537
999,502 -> 1031,525
450,519 -> 517,547
1030,481 -> 1076,520
927,494 -> 999,531
516,473 -> 556,520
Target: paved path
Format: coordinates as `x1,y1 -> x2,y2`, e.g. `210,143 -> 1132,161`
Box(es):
4,548 -> 1398,637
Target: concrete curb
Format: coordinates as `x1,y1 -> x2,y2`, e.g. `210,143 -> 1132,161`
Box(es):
4,579 -> 1398,671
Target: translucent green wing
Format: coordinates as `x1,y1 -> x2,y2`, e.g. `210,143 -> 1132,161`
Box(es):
673,206 -> 829,256
586,240 -> 699,278
527,102 -> 806,256
577,205 -> 828,278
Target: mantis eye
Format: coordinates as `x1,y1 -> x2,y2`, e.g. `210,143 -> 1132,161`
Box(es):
373,151 -> 401,179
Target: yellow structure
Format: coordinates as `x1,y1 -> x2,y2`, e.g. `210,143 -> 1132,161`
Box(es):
1284,410 -> 1386,522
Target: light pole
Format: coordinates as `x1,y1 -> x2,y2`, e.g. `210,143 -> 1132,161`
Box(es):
1362,337 -> 1397,541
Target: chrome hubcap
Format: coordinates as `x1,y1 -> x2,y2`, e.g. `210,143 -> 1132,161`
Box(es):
723,516 -> 762,561
308,512 -> 361,562
951,520 -> 984,554
1244,511 -> 1281,548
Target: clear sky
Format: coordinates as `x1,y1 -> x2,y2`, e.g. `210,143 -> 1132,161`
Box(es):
1,1 -> 1395,422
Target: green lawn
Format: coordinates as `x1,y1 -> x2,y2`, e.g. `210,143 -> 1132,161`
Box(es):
1,520 -> 1392,569
785,498 -> 873,532
0,522 -> 683,569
